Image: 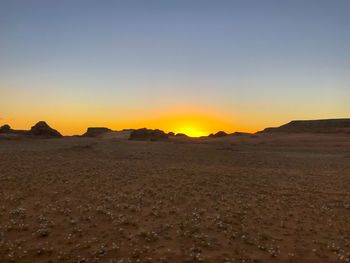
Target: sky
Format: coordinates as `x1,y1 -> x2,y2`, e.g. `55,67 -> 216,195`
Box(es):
1,0 -> 349,136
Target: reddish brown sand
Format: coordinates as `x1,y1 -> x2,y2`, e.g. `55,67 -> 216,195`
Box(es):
0,133 -> 350,262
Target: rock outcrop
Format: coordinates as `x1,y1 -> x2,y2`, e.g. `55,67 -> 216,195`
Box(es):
209,131 -> 228,138
28,121 -> 62,137
0,124 -> 12,133
0,124 -> 28,135
129,128 -> 168,141
259,119 -> 350,134
83,127 -> 112,137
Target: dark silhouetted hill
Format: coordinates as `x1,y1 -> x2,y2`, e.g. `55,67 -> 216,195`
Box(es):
259,119 -> 350,134
129,128 -> 168,141
28,121 -> 62,137
209,131 -> 228,138
83,127 -> 112,137
0,124 -> 11,133
0,124 -> 30,135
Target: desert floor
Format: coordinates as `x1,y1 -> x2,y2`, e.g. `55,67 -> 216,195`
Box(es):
0,133 -> 350,263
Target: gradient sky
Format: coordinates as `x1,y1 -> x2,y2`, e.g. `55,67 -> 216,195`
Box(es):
1,0 -> 349,136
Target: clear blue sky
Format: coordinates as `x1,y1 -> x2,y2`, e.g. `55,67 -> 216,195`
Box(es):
1,0 -> 349,134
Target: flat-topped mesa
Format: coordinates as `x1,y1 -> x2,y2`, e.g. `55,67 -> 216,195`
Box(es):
83,127 -> 112,137
28,121 -> 62,137
129,128 -> 168,141
259,118 -> 350,134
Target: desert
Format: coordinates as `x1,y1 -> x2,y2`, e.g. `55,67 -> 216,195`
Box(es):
1,1 -> 349,262
1,122 -> 349,262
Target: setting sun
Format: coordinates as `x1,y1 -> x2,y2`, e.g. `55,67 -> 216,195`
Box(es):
134,109 -> 235,138
174,124 -> 208,137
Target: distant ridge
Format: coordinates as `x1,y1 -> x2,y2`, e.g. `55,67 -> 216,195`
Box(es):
2,119 -> 349,138
259,119 -> 350,134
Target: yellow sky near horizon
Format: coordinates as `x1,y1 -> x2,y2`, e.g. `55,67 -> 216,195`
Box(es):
1,86 -> 349,137
0,108 -> 238,137
1,101 -> 268,136
2,104 -> 348,137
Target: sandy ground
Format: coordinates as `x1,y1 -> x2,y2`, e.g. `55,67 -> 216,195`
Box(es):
0,133 -> 350,263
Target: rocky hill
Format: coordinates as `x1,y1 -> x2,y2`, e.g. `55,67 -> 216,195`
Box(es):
27,121 -> 62,137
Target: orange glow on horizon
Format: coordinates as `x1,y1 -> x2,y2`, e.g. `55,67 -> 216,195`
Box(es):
173,125 -> 208,137
1,105 -> 260,136
125,108 -> 238,137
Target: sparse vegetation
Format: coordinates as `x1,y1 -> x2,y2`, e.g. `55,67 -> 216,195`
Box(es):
0,133 -> 349,262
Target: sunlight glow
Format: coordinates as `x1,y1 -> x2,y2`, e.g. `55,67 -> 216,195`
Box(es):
174,125 -> 208,137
